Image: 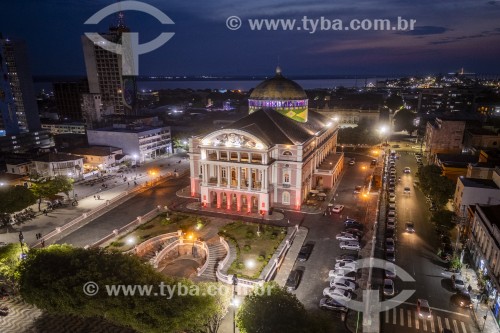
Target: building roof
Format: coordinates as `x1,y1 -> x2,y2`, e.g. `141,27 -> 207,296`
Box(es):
459,177 -> 499,189
478,204 -> 500,228
249,67 -> 307,100
226,108 -> 331,145
436,154 -> 478,167
89,125 -> 168,134
70,146 -> 121,156
32,153 -> 82,163
467,128 -> 498,136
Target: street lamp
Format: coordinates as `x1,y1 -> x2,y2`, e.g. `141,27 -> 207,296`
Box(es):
18,231 -> 25,256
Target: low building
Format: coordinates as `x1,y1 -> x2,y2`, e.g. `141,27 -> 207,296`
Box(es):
87,125 -> 172,162
5,159 -> 31,175
69,146 -> 123,171
469,204 -> 500,322
31,153 -> 84,179
453,175 -> 500,215
463,128 -> 500,152
41,121 -> 86,135
424,118 -> 466,160
467,162 -> 496,180
0,130 -> 52,153
434,153 -> 478,181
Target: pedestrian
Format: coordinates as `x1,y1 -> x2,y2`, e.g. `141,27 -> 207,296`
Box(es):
128,182 -> 130,187
93,195 -> 96,200
43,209 -> 48,216
287,219 -> 290,224
41,239 -> 45,248
467,285 -> 472,293
97,195 -> 100,200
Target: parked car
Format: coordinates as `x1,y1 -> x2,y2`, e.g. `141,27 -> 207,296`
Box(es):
344,228 -> 363,238
451,291 -> 472,308
344,219 -> 363,229
297,243 -> 314,262
386,251 -> 396,262
386,221 -> 396,230
330,278 -> 357,291
319,297 -> 348,312
370,159 -> 377,166
383,279 -> 395,296
340,241 -> 361,251
388,203 -> 396,210
405,222 -> 415,233
417,299 -> 432,319
389,196 -> 396,203
348,159 -> 356,166
385,238 -> 395,252
353,185 -> 363,194
451,275 -> 466,291
404,167 -> 411,174
323,287 -> 352,302
387,210 -> 396,218
385,228 -> 396,240
328,269 -> 357,281
385,262 -> 396,279
334,262 -> 358,272
335,254 -> 358,263
332,205 -> 345,213
403,187 -> 411,194
336,232 -> 359,242
285,270 -> 302,291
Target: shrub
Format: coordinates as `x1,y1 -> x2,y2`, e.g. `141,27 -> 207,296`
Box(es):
243,244 -> 251,252
257,255 -> 265,262
270,233 -> 277,240
237,261 -> 244,269
246,231 -> 254,239
110,241 -> 124,248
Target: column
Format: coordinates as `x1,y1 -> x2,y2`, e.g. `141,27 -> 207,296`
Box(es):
248,168 -> 252,191
216,192 -> 221,208
236,194 -> 241,212
237,152 -> 241,162
247,195 -> 252,213
237,167 -> 241,190
227,193 -> 231,210
263,170 -> 267,190
217,165 -> 220,186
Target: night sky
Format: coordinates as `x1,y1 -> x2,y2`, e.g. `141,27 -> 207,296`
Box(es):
2,0 -> 500,76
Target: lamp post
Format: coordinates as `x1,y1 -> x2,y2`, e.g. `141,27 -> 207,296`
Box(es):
232,275 -> 239,333
18,231 -> 24,256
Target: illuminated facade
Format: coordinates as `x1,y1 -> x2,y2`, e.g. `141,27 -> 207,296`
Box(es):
189,68 -> 341,213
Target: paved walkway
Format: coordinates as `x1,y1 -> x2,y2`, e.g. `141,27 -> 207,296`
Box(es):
274,227 -> 308,287
0,154 -> 190,247
461,261 -> 500,333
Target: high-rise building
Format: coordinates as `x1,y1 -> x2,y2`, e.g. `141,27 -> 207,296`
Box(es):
0,37 -> 41,136
81,13 -> 136,117
0,36 -> 50,152
53,79 -> 89,121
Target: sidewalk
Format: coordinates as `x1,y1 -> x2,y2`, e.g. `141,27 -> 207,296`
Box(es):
0,154 -> 191,246
461,263 -> 500,333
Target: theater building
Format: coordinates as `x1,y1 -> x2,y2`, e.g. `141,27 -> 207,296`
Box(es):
188,67 -> 342,213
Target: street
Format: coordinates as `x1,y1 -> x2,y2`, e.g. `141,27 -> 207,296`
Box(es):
379,148 -> 476,333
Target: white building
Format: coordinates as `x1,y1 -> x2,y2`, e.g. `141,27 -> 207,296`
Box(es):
454,169 -> 500,215
189,67 -> 342,213
69,146 -> 123,171
469,204 -> 500,322
31,153 -> 84,179
87,125 -> 172,162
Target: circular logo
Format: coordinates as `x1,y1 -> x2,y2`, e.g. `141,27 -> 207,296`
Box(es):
83,281 -> 99,296
226,16 -> 242,30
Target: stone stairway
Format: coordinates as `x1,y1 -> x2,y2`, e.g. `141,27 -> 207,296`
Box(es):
197,241 -> 227,281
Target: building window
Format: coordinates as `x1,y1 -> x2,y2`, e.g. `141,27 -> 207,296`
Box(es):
221,167 -> 227,178
283,150 -> 292,156
284,173 -> 290,183
282,191 -> 290,204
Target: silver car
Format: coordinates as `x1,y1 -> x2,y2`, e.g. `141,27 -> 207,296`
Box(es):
340,241 -> 361,251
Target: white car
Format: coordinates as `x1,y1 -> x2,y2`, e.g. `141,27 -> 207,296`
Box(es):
336,232 -> 358,241
389,193 -> 396,199
383,279 -> 395,296
404,167 -> 411,174
403,187 -> 411,194
334,262 -> 357,272
385,262 -> 396,279
389,196 -> 396,203
340,241 -> 361,251
323,287 -> 352,302
386,221 -> 396,230
332,205 -> 345,213
417,299 -> 432,319
335,254 -> 357,263
330,278 -> 357,291
328,269 -> 356,281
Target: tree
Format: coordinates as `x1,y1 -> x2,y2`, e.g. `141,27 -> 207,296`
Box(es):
51,175 -> 74,199
418,165 -> 455,208
338,119 -> 380,145
193,282 -> 232,333
0,243 -> 23,292
236,282 -> 334,333
0,185 -> 37,214
393,109 -> 416,133
385,94 -> 404,112
17,245 -> 217,333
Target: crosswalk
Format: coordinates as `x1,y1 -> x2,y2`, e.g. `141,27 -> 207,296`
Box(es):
383,307 -> 474,333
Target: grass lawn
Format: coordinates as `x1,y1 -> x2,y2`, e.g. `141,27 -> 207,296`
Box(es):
107,212 -> 210,252
220,221 -> 286,280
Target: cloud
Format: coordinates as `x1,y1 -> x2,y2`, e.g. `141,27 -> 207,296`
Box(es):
400,26 -> 448,35
429,29 -> 500,44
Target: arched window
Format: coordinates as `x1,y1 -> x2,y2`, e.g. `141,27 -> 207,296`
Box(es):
283,150 -> 292,156
284,173 -> 290,183
282,191 -> 290,204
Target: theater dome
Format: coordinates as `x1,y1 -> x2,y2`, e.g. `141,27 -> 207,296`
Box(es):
248,67 -> 309,123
